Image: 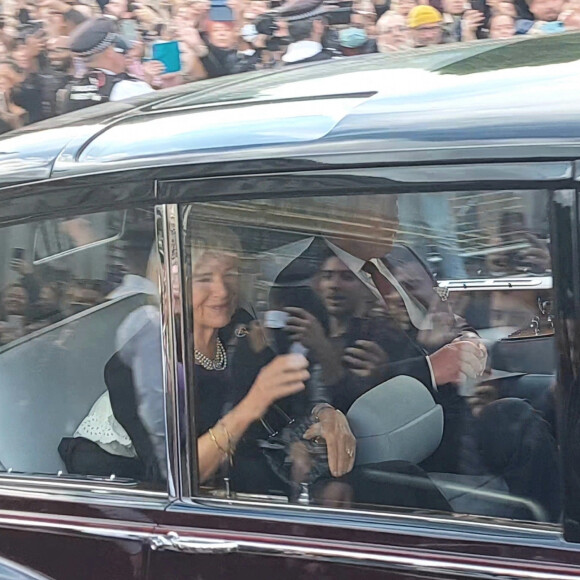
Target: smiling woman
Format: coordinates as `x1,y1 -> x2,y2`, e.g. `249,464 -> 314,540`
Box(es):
184,222 -> 313,487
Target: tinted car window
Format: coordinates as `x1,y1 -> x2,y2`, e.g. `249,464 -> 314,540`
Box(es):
0,207 -> 165,488
182,189 -> 557,523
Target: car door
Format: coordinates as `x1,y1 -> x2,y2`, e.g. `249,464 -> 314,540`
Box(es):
0,179 -> 170,580
146,164 -> 580,580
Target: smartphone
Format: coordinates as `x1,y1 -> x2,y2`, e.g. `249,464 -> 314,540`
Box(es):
10,248 -> 25,270
152,40 -> 181,74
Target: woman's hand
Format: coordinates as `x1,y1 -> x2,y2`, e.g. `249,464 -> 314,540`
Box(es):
284,307 -> 342,382
303,407 -> 356,478
243,354 -> 309,420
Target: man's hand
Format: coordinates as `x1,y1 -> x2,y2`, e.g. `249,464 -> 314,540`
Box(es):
180,26 -> 209,57
429,340 -> 486,386
454,332 -> 488,370
283,306 -> 344,383
417,309 -> 458,350
304,406 -> 356,478
284,307 -> 326,346
343,340 -> 388,379
515,233 -> 550,274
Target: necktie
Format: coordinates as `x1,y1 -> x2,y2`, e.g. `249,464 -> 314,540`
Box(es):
362,260 -> 394,302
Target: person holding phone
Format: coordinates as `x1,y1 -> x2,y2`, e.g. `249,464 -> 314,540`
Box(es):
63,17 -> 153,113
180,8 -> 259,79
439,0 -> 486,41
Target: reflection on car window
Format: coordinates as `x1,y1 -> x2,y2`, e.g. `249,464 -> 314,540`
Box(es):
0,207 -> 164,489
185,190 -> 559,524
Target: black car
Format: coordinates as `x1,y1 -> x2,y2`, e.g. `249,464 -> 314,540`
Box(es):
0,32 -> 579,580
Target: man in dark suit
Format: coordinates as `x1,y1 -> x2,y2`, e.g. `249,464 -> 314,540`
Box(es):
283,236 -> 485,474
275,189 -> 559,518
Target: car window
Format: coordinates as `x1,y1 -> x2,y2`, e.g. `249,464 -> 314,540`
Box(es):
181,189 -> 558,524
0,207 -> 165,490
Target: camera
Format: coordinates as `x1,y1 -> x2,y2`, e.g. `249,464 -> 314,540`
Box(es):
324,0 -> 353,26
254,13 -> 279,36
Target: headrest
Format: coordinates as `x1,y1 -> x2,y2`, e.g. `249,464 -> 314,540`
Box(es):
347,375 -> 443,466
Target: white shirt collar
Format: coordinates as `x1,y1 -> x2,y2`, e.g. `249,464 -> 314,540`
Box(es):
325,239 -> 366,274
282,40 -> 323,63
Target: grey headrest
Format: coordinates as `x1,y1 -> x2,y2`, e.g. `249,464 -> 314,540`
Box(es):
347,376 -> 444,466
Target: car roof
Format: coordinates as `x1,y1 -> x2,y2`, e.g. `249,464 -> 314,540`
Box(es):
2,32 -> 580,187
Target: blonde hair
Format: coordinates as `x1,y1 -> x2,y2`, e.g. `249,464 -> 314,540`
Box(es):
186,220 -> 242,272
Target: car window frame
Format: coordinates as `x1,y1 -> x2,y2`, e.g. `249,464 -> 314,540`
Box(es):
0,182 -> 170,509
158,164 -> 573,539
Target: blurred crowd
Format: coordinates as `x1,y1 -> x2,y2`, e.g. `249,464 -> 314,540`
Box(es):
0,0 -> 578,131
0,253 -> 117,346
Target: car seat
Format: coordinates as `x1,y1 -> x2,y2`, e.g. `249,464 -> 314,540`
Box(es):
346,376 -> 547,521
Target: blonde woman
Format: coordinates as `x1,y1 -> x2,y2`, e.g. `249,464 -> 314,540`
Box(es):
185,223 -> 356,490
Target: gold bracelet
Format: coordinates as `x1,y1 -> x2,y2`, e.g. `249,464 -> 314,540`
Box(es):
312,403 -> 334,422
217,421 -> 236,466
208,427 -> 229,463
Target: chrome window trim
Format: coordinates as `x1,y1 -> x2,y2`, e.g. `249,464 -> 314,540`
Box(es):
178,496 -> 562,545
0,509 -> 159,543
0,477 -> 167,501
149,530 -> 580,580
157,203 -> 191,500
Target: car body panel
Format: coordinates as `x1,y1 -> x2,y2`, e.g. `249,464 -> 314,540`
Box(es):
0,34 -> 577,187
0,484 -> 167,580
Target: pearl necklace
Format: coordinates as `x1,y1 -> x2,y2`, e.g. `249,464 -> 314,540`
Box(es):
195,339 -> 227,371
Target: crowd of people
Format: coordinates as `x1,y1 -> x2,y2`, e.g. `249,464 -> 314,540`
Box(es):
0,255 -> 120,346
0,0 -> 578,131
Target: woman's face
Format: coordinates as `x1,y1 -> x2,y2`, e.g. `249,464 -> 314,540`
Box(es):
192,252 -> 239,331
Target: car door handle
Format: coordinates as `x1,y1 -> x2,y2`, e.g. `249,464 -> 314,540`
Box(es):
149,532 -> 239,554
